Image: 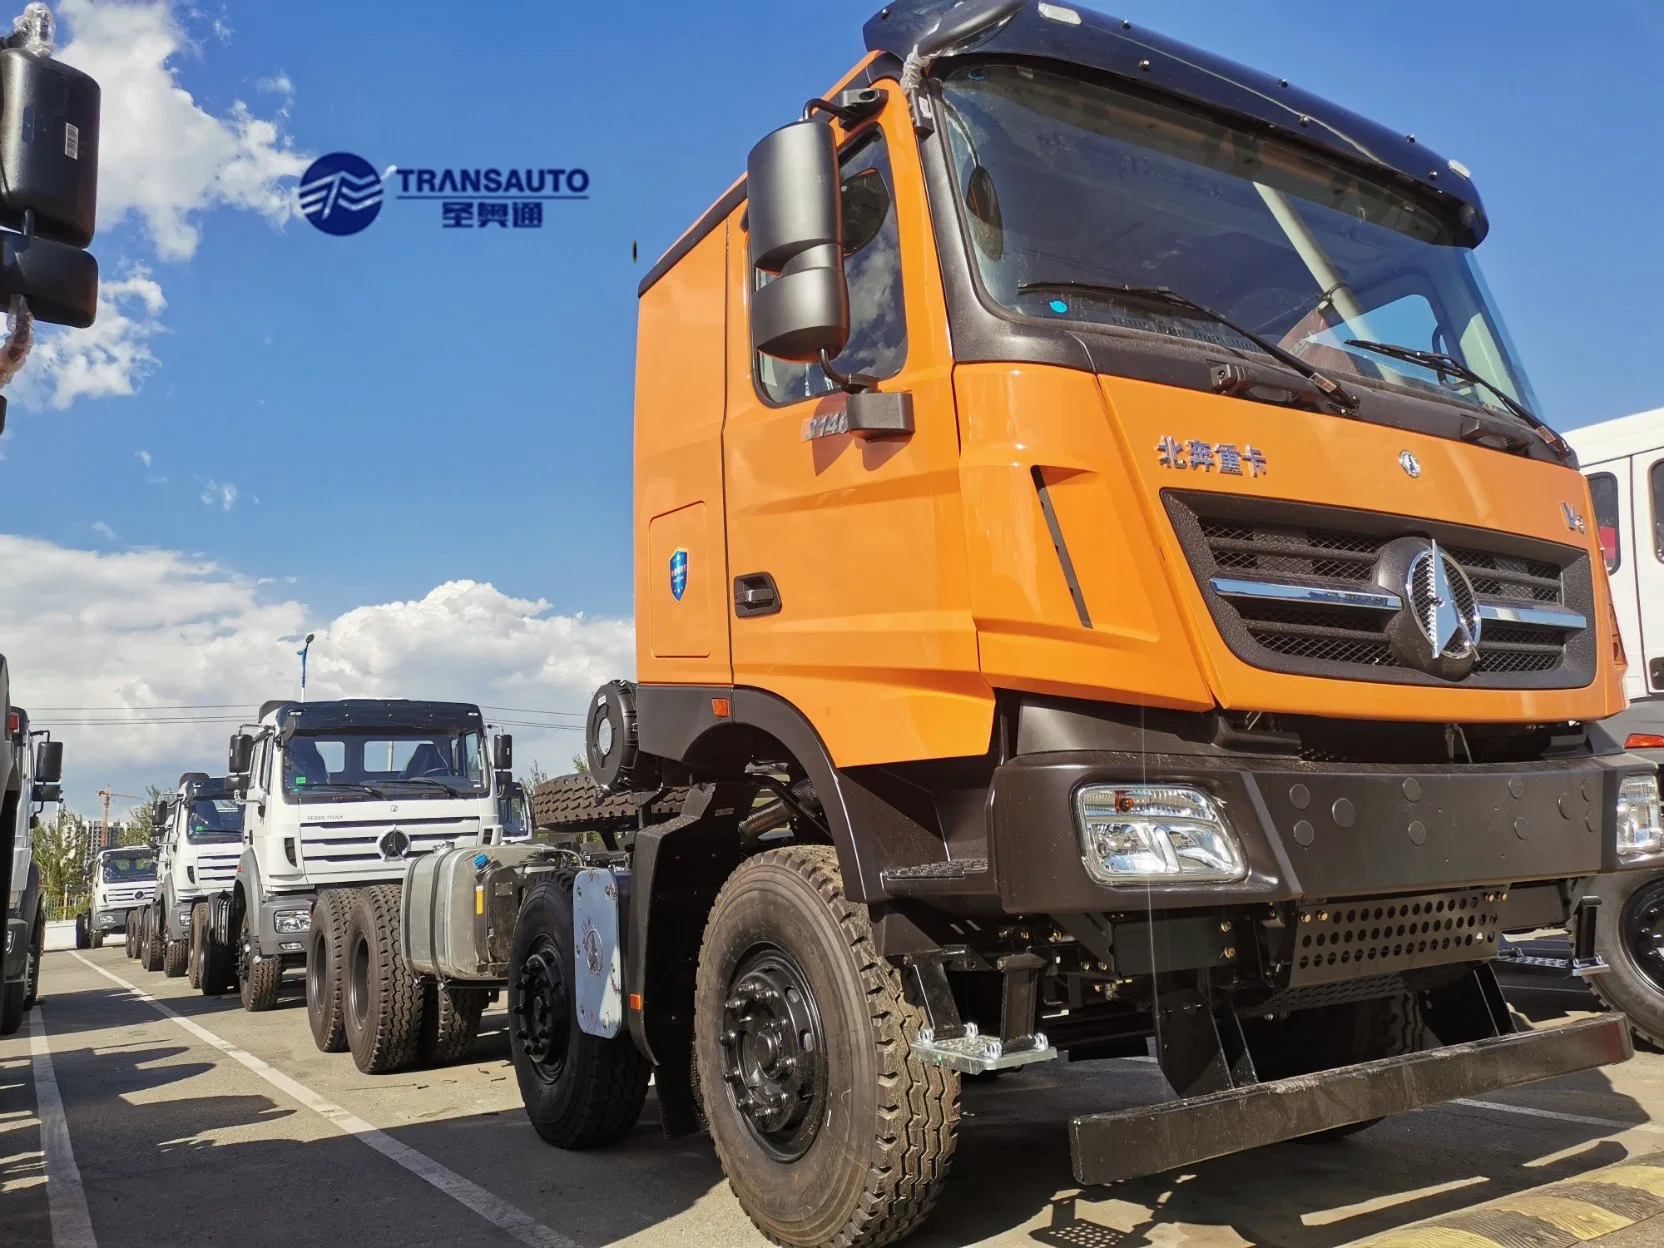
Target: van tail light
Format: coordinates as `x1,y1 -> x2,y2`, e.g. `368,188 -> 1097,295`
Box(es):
1626,734 -> 1664,751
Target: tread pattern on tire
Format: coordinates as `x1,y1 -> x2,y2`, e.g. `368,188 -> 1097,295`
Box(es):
142,911 -> 164,973
163,937 -> 189,978
420,981 -> 488,1066
239,907 -> 283,1011
532,774 -> 686,833
188,904 -> 206,989
309,889 -> 353,1053
345,884 -> 423,1074
697,845 -> 960,1248
511,875 -> 651,1148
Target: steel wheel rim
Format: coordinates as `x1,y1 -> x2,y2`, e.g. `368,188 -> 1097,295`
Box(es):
1623,877 -> 1664,994
718,943 -> 828,1162
237,912 -> 253,985
512,935 -> 570,1083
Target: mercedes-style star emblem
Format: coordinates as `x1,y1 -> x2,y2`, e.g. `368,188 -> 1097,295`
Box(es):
1399,450 -> 1422,478
378,828 -> 412,861
1406,540 -> 1480,660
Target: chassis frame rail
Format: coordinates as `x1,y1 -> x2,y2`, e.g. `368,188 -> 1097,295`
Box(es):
1070,1014 -> 1632,1185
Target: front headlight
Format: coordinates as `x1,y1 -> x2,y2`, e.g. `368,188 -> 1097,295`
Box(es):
1617,774 -> 1663,858
1074,785 -> 1247,884
273,909 -> 312,934
178,908 -> 192,925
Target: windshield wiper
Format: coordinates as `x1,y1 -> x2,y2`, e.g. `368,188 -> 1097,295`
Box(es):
1343,339 -> 1571,458
298,781 -> 386,799
1018,281 -> 1361,415
389,776 -> 463,797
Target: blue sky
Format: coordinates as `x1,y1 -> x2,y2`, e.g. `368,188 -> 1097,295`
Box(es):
3,0 -> 1662,808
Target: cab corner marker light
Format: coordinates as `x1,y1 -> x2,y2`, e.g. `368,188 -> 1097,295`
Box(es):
1074,784 -> 1246,884
1625,734 -> 1664,751
1038,2 -> 1082,24
629,992 -> 644,1013
711,697 -> 732,719
1616,774 -> 1664,858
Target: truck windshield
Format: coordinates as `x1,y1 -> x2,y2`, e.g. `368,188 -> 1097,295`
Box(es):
282,729 -> 487,801
102,850 -> 155,882
937,63 -> 1543,418
187,796 -> 244,843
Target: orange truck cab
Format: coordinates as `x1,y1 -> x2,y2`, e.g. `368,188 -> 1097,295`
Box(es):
539,3 -> 1664,1243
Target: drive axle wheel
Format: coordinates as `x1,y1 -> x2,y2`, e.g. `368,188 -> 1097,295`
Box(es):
307,890 -> 354,1053
695,846 -> 960,1248
1586,870 -> 1664,1050
507,877 -> 649,1147
342,885 -> 423,1073
420,981 -> 488,1066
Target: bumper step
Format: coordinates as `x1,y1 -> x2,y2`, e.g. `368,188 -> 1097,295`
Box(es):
1069,1014 -> 1633,1186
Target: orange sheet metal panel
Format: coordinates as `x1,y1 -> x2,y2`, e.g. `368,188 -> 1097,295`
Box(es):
955,363 -> 1214,710
721,84 -> 993,768
634,223 -> 732,686
1098,373 -> 1627,723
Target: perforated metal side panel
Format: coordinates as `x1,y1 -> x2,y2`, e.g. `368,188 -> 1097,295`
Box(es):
573,867 -> 628,1038
1290,888 -> 1501,985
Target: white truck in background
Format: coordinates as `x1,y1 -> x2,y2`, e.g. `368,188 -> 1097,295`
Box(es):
137,772 -> 244,987
89,844 -> 156,954
3,708 -> 63,1034
219,698 -> 512,1073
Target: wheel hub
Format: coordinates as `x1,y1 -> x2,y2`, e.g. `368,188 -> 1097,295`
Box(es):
719,947 -> 826,1161
513,943 -> 570,1073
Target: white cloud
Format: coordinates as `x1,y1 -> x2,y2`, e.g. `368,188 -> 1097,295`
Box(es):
13,268 -> 165,409
136,449 -> 152,468
257,71 -> 292,97
57,0 -> 312,261
0,536 -> 632,812
200,479 -> 236,510
90,520 -> 118,542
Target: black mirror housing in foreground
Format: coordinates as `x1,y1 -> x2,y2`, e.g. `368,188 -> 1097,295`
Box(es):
494,733 -> 513,771
35,738 -> 61,782
228,732 -> 254,777
747,119 -> 850,364
0,230 -> 96,326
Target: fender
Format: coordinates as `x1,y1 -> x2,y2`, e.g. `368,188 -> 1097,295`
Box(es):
218,848 -> 265,950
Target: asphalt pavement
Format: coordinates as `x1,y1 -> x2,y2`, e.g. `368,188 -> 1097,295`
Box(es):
5,947 -> 1664,1248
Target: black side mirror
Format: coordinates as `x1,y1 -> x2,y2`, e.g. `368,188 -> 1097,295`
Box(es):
31,782 -> 59,804
152,799 -> 168,827
747,119 -> 849,364
228,732 -> 254,776
494,733 -> 513,771
35,739 -> 62,783
0,231 -> 96,327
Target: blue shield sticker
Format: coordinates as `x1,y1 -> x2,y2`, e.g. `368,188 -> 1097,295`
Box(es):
669,548 -> 688,601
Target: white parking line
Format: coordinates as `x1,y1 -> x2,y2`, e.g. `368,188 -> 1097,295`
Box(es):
71,952 -> 576,1248
28,1008 -> 98,1248
1448,1096 -> 1664,1136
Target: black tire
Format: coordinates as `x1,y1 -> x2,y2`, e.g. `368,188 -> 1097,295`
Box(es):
1243,991 -> 1426,1140
1586,869 -> 1664,1050
0,977 -> 22,1036
163,935 -> 189,979
342,885 -> 423,1074
22,916 -> 44,1009
507,876 -> 650,1147
188,903 -> 206,989
695,846 -> 960,1248
421,981 -> 489,1066
89,925 -> 103,950
532,774 -> 686,836
237,905 -> 282,1011
142,909 -> 164,973
75,914 -> 90,950
200,912 -> 236,996
307,889 -> 354,1053
123,910 -> 137,959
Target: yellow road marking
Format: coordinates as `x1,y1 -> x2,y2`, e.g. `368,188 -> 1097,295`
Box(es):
1348,1228 -> 1506,1248
1492,1193 -> 1631,1240
1591,1164 -> 1664,1199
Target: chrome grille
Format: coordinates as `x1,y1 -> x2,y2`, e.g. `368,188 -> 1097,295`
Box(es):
1168,494 -> 1597,689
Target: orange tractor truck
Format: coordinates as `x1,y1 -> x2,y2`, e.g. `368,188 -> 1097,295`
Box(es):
394,3 -> 1663,1244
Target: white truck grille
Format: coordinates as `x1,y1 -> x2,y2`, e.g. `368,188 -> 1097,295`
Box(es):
298,817 -> 480,878
194,847 -> 240,889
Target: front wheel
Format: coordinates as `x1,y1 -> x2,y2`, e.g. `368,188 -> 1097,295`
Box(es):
1587,869 -> 1664,1050
141,909 -> 164,973
123,911 -> 137,959
506,877 -> 650,1147
307,890 -> 354,1053
694,846 -> 961,1248
75,914 -> 90,950
0,977 -> 22,1036
237,905 -> 282,1011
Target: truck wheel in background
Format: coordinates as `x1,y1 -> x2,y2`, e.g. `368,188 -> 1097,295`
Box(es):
237,906 -> 282,1011
694,846 -> 961,1248
199,914 -> 236,996
142,909 -> 165,973
22,915 -> 44,1009
421,981 -> 489,1066
89,922 -> 103,950
342,885 -> 423,1073
75,914 -> 89,949
188,903 -> 206,989
123,911 -> 137,959
1586,869 -> 1664,1050
307,888 -> 355,1053
507,876 -> 649,1147
163,933 -> 188,978
0,977 -> 23,1035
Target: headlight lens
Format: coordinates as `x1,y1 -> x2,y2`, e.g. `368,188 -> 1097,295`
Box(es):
1074,785 -> 1246,884
1617,774 -> 1663,858
273,909 -> 312,934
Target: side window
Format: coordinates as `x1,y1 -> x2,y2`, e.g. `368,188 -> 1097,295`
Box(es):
1651,460 -> 1664,563
1589,472 -> 1622,573
756,129 -> 907,405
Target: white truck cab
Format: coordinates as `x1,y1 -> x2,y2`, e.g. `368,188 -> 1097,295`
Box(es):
147,772 -> 244,981
89,845 -> 156,948
217,698 -> 510,1014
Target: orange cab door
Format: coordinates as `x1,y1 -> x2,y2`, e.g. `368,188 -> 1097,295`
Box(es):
722,91 -> 992,768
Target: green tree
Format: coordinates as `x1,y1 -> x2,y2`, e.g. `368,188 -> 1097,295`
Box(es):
33,809 -> 95,919
120,784 -> 167,848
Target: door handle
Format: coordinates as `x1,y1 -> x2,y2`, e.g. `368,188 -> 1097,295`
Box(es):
734,573 -> 782,619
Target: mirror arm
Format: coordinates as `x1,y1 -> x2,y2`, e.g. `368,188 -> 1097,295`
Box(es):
818,347 -> 878,395
801,88 -> 886,127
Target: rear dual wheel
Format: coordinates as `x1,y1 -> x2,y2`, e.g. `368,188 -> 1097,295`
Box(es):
343,885 -> 423,1074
